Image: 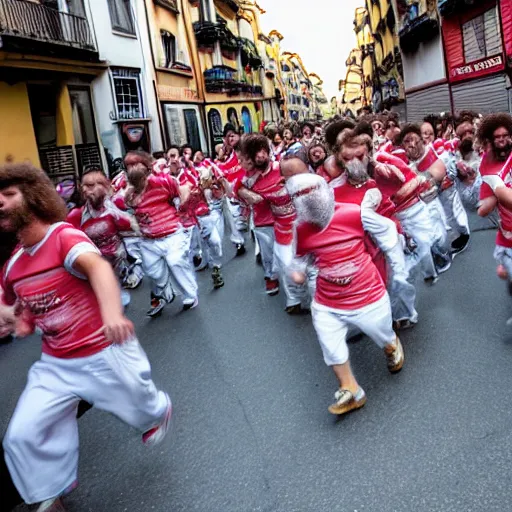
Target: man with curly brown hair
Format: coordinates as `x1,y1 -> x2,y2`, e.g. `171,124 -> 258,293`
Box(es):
477,113 -> 512,301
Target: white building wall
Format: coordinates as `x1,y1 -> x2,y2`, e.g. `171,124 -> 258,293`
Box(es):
86,0 -> 162,160
401,33 -> 446,90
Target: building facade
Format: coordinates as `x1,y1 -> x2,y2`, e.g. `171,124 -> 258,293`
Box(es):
439,0 -> 512,115
0,0 -> 106,184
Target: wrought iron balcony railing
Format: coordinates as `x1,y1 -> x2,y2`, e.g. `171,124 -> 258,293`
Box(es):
0,0 -> 97,56
399,12 -> 439,53
204,66 -> 263,96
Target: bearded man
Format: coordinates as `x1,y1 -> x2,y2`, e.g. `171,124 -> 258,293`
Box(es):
0,164 -> 171,512
120,154 -> 198,316
285,173 -> 404,416
399,124 -> 452,275
332,129 -> 418,328
67,166 -> 140,308
477,113 -> 512,293
235,134 -> 303,312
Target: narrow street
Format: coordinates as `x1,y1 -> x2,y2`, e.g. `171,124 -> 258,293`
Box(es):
3,228 -> 512,512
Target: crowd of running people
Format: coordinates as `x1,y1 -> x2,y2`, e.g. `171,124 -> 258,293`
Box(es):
1,108 -> 512,511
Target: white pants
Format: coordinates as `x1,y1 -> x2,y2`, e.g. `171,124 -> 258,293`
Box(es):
189,225 -> 203,260
254,226 -> 279,280
123,236 -> 144,284
274,242 -> 307,307
140,230 -> 198,304
396,201 -> 438,279
222,198 -> 245,245
311,294 -> 396,366
3,340 -> 168,504
386,241 -> 418,323
494,245 -> 512,277
198,210 -> 223,268
439,185 -> 470,237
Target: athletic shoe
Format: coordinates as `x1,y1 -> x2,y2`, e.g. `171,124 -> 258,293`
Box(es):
36,498 -> 67,512
385,337 -> 404,373
265,278 -> 279,296
393,319 -> 417,331
285,304 -> 302,315
328,386 -> 366,416
433,252 -> 451,274
235,243 -> 246,256
424,275 -> 439,286
146,297 -> 166,318
183,297 -> 199,311
451,234 -> 470,258
212,267 -> 224,289
142,394 -> 172,447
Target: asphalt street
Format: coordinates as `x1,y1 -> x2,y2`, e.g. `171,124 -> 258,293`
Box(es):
3,227 -> 512,512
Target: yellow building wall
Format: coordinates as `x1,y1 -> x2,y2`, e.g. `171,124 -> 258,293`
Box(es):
0,82 -> 39,166
56,84 -> 75,147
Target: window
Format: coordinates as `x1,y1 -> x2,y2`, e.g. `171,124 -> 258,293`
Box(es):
463,7 -> 502,63
184,109 -> 201,151
68,87 -> 97,144
154,0 -> 178,13
107,0 -> 135,35
241,107 -> 252,134
112,69 -> 144,120
64,0 -> 86,17
161,31 -> 176,68
227,107 -> 240,131
207,109 -> 223,150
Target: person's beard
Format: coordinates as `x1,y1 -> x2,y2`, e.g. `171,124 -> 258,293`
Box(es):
406,145 -> 424,162
492,141 -> 512,162
459,138 -> 474,156
346,157 -> 370,185
127,168 -> 148,194
0,204 -> 32,233
254,159 -> 270,171
87,194 -> 106,211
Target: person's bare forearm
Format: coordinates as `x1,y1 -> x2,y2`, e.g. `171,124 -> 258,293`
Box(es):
76,255 -> 123,322
494,187 -> 512,209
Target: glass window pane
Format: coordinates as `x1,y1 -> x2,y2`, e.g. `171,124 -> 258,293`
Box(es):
68,87 -> 97,144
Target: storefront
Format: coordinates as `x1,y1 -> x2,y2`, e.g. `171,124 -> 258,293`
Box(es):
405,82 -> 452,122
441,0 -> 511,114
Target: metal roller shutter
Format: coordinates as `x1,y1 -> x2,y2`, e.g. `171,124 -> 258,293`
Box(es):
405,84 -> 452,122
452,74 -> 509,114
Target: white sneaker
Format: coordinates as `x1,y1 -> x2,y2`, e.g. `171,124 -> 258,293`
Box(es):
142,394 -> 173,447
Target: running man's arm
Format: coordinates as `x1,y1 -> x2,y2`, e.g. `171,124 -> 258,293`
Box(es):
478,196 -> 498,217
74,252 -> 134,343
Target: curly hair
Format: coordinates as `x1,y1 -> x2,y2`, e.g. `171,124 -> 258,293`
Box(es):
477,113 -> 512,144
324,119 -> 355,150
240,134 -> 270,162
124,150 -> 153,170
0,163 -> 67,223
335,129 -> 372,153
396,123 -> 422,145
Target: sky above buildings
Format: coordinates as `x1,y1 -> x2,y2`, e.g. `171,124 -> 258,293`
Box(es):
258,0 -> 363,99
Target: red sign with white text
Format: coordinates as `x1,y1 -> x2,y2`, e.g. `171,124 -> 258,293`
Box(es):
450,54 -> 504,82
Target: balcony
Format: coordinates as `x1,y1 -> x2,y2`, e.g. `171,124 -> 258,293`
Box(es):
0,0 -> 99,61
239,37 -> 262,69
399,12 -> 439,53
437,0 -> 464,17
204,65 -> 263,96
193,19 -> 240,52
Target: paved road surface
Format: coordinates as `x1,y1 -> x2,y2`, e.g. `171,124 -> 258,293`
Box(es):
3,229 -> 512,512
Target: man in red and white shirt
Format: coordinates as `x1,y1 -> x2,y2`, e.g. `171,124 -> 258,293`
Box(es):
399,124 -> 452,278
331,129 -> 419,329
285,173 -> 404,416
121,152 -> 198,317
67,167 -> 140,307
477,114 -> 512,293
215,124 -> 246,256
236,134 -> 304,310
0,163 -> 171,511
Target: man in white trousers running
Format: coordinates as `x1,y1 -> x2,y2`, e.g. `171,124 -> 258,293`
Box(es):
0,163 -> 172,512
285,173 -> 405,416
121,153 -> 198,317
